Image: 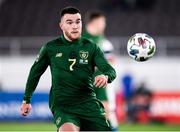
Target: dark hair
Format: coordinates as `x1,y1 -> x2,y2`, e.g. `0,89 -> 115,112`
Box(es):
85,11 -> 105,23
60,6 -> 81,18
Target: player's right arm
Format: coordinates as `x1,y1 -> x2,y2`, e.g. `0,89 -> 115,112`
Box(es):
93,44 -> 116,82
21,44 -> 49,116
93,44 -> 116,88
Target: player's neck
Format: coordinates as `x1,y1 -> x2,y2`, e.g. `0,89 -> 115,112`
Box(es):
63,34 -> 73,42
62,34 -> 81,45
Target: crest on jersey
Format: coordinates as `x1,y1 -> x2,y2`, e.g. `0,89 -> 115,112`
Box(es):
79,50 -> 89,64
79,50 -> 89,59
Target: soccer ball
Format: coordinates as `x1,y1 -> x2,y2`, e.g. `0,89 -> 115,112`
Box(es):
127,33 -> 156,62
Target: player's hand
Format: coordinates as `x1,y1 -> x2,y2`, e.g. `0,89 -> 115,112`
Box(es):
94,74 -> 108,88
21,102 -> 32,116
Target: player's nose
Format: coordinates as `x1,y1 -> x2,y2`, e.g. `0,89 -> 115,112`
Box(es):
72,23 -> 78,29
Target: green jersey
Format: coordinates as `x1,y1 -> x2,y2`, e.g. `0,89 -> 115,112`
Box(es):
23,35 -> 116,111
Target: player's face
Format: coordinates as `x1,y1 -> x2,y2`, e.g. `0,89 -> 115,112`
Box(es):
93,16 -> 106,35
60,13 -> 82,41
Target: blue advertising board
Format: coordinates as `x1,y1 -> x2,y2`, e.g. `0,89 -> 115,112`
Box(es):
0,92 -> 53,121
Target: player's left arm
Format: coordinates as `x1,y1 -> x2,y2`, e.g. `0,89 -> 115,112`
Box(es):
93,44 -> 116,88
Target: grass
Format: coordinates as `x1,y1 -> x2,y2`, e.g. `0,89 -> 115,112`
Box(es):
0,122 -> 180,131
0,122 -> 56,131
119,123 -> 180,131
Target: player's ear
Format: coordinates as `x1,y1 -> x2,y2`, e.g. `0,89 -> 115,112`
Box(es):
59,21 -> 63,30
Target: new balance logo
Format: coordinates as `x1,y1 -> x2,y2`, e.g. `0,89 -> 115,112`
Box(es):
56,53 -> 62,57
56,117 -> 61,125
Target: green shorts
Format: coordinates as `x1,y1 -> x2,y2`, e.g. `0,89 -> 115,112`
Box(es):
52,99 -> 111,131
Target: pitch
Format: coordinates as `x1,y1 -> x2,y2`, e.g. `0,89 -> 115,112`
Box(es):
0,122 -> 180,131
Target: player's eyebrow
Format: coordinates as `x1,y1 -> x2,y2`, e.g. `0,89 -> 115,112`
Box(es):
76,18 -> 81,21
65,18 -> 81,22
66,19 -> 73,22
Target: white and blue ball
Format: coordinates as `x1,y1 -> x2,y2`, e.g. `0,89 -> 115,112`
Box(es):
127,33 -> 156,62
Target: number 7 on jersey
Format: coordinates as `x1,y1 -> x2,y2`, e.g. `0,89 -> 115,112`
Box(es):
68,59 -> 76,71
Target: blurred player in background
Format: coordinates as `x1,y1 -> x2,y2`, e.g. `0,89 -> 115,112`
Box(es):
20,6 -> 116,131
83,11 -> 118,131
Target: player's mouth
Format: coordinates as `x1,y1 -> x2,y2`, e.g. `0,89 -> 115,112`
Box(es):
71,31 -> 79,34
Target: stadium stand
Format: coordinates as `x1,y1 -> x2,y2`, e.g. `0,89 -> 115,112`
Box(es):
0,0 -> 180,56
0,0 -> 179,36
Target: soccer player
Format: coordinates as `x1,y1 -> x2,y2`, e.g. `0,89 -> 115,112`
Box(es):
83,11 -> 118,131
20,6 -> 116,131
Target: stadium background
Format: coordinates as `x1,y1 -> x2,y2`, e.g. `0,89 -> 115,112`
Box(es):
0,0 -> 180,131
